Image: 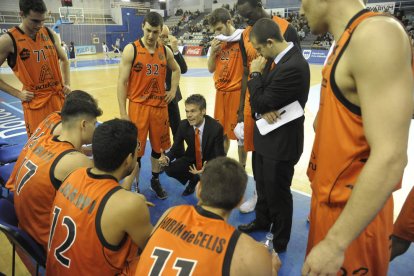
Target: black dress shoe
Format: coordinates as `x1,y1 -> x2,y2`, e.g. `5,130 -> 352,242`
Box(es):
182,183 -> 196,196
238,221 -> 268,233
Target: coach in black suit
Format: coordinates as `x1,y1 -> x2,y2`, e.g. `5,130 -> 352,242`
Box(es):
160,26 -> 188,139
238,18 -> 310,253
159,94 -> 225,196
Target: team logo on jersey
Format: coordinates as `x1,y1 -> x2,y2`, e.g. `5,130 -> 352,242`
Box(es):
40,33 -> 49,41
158,53 -> 165,61
133,62 -> 144,72
144,78 -> 161,95
39,64 -> 54,82
20,48 -> 30,61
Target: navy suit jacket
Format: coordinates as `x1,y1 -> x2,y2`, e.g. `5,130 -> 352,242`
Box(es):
248,46 -> 310,161
166,115 -> 225,163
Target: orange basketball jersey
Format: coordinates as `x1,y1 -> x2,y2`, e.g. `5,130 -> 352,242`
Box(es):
13,135 -> 76,249
6,26 -> 64,109
214,41 -> 243,92
306,10 -> 401,204
127,39 -> 168,107
6,112 -> 61,191
46,168 -> 139,275
135,205 -> 241,276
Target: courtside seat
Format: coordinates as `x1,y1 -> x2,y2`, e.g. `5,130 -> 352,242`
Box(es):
0,144 -> 23,164
0,198 -> 45,276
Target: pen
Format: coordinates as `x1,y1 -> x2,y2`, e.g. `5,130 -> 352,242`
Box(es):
279,110 -> 286,116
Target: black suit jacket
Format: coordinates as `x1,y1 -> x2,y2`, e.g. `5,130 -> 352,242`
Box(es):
166,45 -> 187,104
166,115 -> 225,163
248,45 -> 310,161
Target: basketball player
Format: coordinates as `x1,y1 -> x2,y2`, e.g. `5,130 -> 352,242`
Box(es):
46,119 -> 152,275
5,90 -> 96,192
301,0 -> 413,275
0,0 -> 71,137
135,157 -> 281,275
12,91 -> 102,249
208,8 -> 247,168
117,12 -> 181,199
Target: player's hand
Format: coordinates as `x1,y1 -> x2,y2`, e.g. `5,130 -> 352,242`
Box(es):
189,161 -> 207,175
250,56 -> 267,74
62,84 -> 71,95
170,35 -> 179,53
271,251 -> 282,276
210,38 -> 221,55
262,110 -> 280,124
20,90 -> 34,102
165,90 -> 176,103
301,238 -> 344,276
158,148 -> 169,167
136,193 -> 155,207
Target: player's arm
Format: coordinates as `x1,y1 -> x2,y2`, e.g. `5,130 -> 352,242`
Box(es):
231,233 -> 277,276
117,43 -> 134,120
51,30 -> 71,94
303,17 -> 414,275
165,46 -> 181,103
0,34 -> 34,101
105,190 -> 153,249
53,152 -> 93,184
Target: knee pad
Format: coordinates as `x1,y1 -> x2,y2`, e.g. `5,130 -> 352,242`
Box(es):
151,150 -> 161,159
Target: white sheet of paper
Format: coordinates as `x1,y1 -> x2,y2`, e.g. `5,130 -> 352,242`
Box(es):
256,101 -> 304,135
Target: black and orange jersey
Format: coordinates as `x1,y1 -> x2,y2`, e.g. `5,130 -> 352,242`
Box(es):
6,112 -> 61,191
306,10 -> 401,204
46,168 -> 138,275
135,205 -> 240,276
214,41 -> 243,92
7,26 -> 64,109
127,39 -> 168,107
13,135 -> 76,249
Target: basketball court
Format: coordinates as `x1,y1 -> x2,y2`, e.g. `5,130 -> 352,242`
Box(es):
1,52 -> 414,274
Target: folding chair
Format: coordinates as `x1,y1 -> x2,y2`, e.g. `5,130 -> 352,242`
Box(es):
0,162 -> 15,186
0,198 -> 46,276
0,144 -> 23,164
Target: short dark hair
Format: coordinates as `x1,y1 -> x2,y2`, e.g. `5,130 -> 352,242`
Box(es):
92,119 -> 137,172
143,12 -> 163,28
19,0 -> 47,16
61,90 -> 102,123
209,8 -> 231,26
237,0 -> 261,7
250,18 -> 283,44
199,157 -> 247,211
185,94 -> 206,111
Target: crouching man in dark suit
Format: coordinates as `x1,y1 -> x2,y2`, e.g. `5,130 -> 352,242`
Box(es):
238,18 -> 310,253
159,94 -> 225,196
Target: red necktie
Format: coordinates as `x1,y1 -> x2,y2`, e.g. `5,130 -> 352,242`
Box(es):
195,128 -> 202,170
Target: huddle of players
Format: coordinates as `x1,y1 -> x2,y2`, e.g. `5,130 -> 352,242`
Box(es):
4,0 -> 414,274
2,3 -> 281,276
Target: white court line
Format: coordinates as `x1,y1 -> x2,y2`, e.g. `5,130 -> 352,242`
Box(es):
87,85 -> 117,92
1,102 -> 23,114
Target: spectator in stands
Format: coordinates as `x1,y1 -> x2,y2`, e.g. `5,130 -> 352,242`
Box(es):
69,41 -> 77,68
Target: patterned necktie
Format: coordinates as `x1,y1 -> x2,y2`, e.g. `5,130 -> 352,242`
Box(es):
195,128 -> 202,170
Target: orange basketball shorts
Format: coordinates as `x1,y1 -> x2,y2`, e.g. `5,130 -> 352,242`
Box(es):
128,102 -> 171,158
214,89 -> 240,140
